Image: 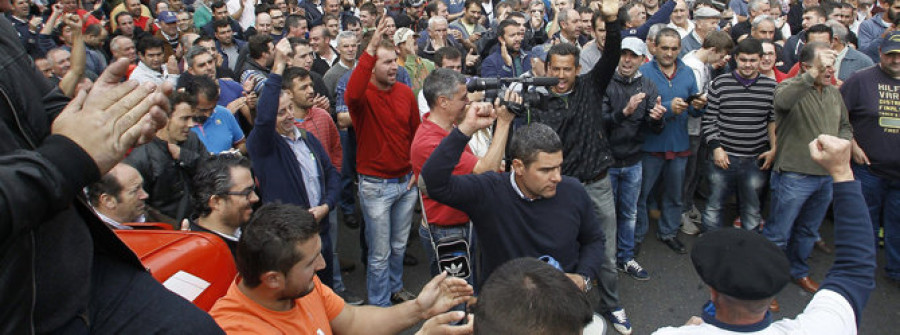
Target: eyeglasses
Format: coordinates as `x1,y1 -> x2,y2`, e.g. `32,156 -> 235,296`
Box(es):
221,188 -> 255,200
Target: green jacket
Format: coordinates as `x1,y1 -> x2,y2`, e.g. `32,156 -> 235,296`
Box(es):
773,72 -> 853,176
401,54 -> 434,97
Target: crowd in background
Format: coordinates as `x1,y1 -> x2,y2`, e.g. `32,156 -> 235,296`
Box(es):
2,0 -> 899,333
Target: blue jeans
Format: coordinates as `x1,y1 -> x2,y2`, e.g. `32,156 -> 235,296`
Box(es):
763,171 -> 832,279
702,155 -> 768,232
418,223 -> 477,287
329,210 -> 347,292
609,161 -> 642,264
853,164 -> 900,280
637,155 -> 688,241
582,175 -> 620,312
359,175 -> 418,306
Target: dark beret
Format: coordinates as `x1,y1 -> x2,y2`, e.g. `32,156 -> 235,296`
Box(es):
691,228 -> 790,300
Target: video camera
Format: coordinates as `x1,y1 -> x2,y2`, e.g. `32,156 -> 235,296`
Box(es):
465,76 -> 559,115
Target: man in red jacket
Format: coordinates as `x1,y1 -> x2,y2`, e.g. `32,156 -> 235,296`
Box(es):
345,18 -> 421,307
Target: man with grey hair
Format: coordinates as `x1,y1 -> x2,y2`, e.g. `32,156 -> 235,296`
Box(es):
731,0 -> 775,42
184,45 -> 217,79
411,68 -> 517,282
109,35 -> 137,63
645,23 -> 669,60
750,15 -> 778,41
188,154 -> 259,257
323,31 -> 358,96
681,6 -> 722,57
421,110 -> 605,304
556,8 -> 585,47
825,20 -> 874,81
418,15 -> 466,62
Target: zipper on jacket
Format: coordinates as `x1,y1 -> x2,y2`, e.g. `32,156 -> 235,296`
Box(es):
1,86 -> 39,335
0,87 -> 37,149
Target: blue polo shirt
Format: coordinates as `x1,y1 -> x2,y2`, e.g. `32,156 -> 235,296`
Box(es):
192,106 -> 245,153
217,79 -> 244,106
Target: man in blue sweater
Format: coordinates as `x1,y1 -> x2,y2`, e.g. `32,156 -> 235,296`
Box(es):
636,27 -> 705,255
248,38 -> 341,288
421,106 -> 604,323
653,134 -> 876,334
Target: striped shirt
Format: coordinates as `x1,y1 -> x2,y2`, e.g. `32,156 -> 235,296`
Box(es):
702,72 -> 777,157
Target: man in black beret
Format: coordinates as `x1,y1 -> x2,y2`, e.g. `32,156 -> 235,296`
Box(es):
653,134 -> 876,334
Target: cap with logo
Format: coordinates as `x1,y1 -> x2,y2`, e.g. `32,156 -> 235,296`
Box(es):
159,11 -> 177,24
882,31 -> 900,54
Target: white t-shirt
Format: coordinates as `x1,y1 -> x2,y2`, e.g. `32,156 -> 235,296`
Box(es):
653,290 -> 857,335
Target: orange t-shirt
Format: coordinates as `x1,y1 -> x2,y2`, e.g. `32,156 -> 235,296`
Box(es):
210,276 -> 346,334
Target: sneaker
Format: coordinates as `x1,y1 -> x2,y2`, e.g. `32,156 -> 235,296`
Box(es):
603,308 -> 633,335
390,288 -> 417,304
617,259 -> 650,281
681,213 -> 701,235
337,289 -> 365,305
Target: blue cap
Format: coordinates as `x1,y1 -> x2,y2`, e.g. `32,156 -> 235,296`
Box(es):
158,11 -> 177,24
882,31 -> 900,55
531,44 -> 549,62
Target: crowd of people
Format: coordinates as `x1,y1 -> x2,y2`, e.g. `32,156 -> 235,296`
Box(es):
1,0 -> 897,333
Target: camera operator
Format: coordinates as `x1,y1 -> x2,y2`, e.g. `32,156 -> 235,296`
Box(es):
411,68 -> 518,285
524,1 -> 636,333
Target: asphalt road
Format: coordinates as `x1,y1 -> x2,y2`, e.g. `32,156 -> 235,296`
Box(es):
334,210 -> 900,334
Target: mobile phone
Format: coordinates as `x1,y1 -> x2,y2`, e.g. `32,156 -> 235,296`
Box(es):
685,93 -> 703,104
452,304 -> 470,326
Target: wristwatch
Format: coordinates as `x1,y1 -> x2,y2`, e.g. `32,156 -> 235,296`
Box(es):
581,274 -> 592,292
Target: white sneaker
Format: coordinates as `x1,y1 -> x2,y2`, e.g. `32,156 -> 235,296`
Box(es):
688,206 -> 702,223
681,213 -> 701,235
603,308 -> 633,335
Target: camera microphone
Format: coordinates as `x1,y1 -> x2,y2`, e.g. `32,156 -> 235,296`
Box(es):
519,77 -> 560,87
465,76 -> 560,92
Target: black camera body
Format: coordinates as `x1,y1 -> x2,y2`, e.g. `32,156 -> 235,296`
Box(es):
466,76 -> 559,116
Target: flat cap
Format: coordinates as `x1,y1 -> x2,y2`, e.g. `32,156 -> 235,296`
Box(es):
694,7 -> 722,19
691,228 -> 790,300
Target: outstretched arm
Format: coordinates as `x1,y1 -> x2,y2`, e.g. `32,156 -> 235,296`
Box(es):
331,272 -> 473,335
809,135 -> 876,328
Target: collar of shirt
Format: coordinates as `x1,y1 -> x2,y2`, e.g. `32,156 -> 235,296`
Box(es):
281,125 -> 302,141
160,30 -> 178,42
210,227 -> 241,241
338,60 -> 355,70
835,46 -> 849,75
93,210 -> 141,230
509,172 -> 536,201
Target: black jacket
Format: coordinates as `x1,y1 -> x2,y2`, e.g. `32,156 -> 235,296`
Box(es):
531,20 -> 622,182
0,16 -> 144,334
602,71 -> 665,168
124,135 -> 209,225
